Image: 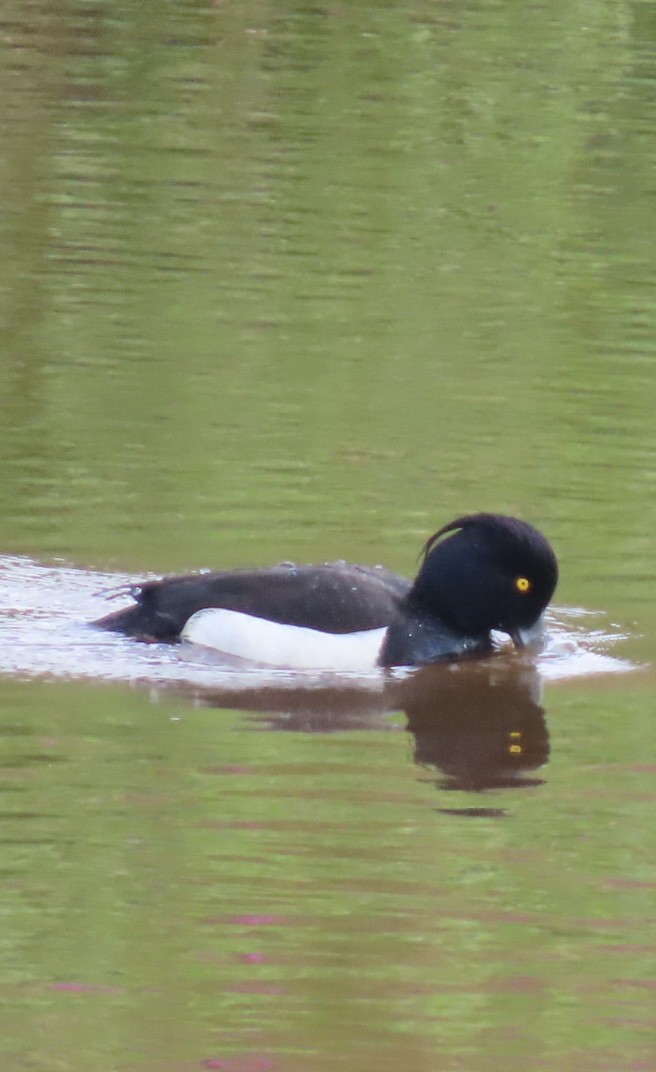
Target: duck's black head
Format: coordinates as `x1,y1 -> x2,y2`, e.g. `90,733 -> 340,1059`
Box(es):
409,513 -> 558,648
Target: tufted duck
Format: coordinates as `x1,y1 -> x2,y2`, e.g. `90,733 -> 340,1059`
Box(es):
93,513 -> 558,670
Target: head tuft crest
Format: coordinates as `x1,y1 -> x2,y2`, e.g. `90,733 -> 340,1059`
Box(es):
421,513 -> 493,561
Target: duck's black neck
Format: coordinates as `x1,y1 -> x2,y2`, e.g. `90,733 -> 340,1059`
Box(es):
378,604 -> 492,668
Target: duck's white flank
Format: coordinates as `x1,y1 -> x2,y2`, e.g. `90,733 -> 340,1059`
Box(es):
181,608 -> 386,670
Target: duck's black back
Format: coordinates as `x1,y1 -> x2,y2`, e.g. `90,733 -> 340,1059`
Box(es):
94,562 -> 411,640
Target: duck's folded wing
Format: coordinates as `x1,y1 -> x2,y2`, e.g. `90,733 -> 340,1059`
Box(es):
93,563 -> 410,640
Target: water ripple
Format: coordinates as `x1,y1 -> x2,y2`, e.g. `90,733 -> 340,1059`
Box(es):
0,556 -> 638,692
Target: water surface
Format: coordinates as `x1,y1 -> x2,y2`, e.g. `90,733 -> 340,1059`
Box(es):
0,3 -> 654,1071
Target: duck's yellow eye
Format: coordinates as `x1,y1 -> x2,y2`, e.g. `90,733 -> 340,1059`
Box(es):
516,577 -> 531,593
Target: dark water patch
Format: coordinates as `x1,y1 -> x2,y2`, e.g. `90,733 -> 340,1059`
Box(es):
437,807 -> 508,818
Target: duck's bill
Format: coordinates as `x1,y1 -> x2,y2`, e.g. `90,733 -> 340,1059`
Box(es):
509,615 -> 546,651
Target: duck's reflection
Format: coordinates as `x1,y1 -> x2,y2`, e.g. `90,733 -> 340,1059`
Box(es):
392,661 -> 548,792
187,655 -> 549,793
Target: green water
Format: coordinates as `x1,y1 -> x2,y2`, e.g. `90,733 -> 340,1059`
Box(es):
0,3 -> 654,1071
